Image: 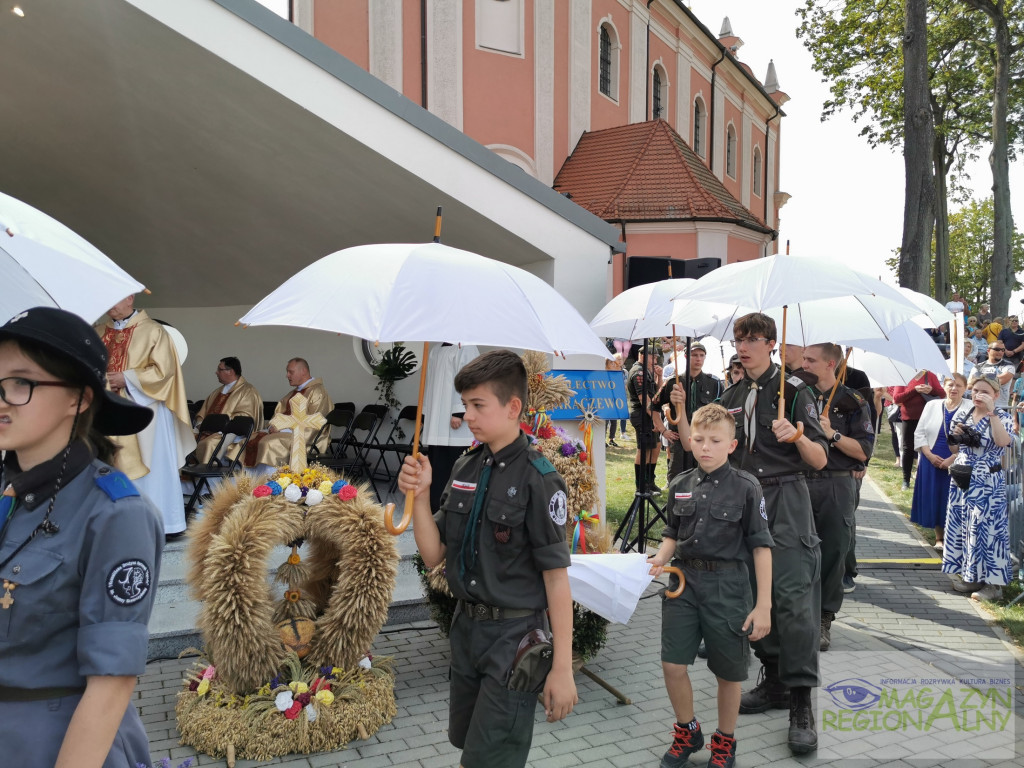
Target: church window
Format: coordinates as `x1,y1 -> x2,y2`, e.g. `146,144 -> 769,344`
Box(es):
693,97 -> 706,157
598,22 -> 620,101
652,64 -> 668,120
753,146 -> 762,196
726,123 -> 737,179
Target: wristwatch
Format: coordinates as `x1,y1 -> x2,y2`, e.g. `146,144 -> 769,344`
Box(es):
830,431 -> 842,444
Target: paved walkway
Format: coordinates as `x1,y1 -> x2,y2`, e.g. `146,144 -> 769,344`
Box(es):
137,477 -> 1023,767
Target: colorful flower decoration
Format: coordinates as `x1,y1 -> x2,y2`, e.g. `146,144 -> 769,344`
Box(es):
274,691 -> 294,712
284,484 -> 303,503
305,489 -> 324,506
315,689 -> 335,706
253,485 -> 272,498
266,481 -> 283,496
289,681 -> 309,694
338,485 -> 358,501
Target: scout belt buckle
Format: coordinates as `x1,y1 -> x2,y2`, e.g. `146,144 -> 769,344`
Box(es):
507,628 -> 553,693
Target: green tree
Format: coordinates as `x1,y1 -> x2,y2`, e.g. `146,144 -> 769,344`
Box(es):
945,197 -> 1024,308
796,1 -> 1019,300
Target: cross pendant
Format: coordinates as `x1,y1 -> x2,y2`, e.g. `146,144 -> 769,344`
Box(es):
0,588 -> 13,610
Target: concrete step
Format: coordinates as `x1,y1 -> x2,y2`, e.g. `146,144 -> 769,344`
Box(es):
147,488 -> 428,660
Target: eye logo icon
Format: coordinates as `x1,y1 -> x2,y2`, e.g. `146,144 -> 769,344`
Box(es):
824,679 -> 882,711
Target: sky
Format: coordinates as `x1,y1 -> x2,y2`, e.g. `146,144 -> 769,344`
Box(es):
256,0 -> 1022,310
687,0 -> 1024,308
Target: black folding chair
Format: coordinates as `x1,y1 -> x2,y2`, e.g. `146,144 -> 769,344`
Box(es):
263,400 -> 278,422
181,416 -> 255,515
183,413 -> 230,465
307,406 -> 354,465
369,405 -> 420,491
326,409 -> 385,497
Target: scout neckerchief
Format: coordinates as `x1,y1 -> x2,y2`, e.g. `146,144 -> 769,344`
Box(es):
459,458 -> 492,582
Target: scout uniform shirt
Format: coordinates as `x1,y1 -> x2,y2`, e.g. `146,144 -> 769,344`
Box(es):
0,441 -> 163,691
626,361 -> 657,418
657,371 -> 723,414
809,383 -> 875,471
435,432 -> 570,610
719,364 -> 830,483
663,462 -> 774,561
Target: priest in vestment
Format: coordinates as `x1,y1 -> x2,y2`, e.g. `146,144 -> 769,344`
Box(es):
421,343 -> 480,510
244,357 -> 332,472
96,294 -> 195,536
192,356 -> 264,463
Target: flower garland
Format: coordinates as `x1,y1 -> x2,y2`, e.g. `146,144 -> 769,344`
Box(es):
251,464 -> 359,505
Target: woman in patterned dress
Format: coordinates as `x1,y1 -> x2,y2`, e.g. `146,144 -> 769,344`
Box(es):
941,374 -> 1014,601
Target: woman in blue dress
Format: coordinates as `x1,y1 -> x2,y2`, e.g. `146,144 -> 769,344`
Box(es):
941,374 -> 1014,602
911,373 -> 971,548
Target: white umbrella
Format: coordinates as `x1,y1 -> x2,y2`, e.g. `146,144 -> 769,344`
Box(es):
0,190 -> 145,322
241,242 -> 611,358
843,321 -> 952,386
669,254 -> 922,344
567,552 -> 683,624
589,278 -> 727,340
240,240 -> 611,534
896,287 -> 955,327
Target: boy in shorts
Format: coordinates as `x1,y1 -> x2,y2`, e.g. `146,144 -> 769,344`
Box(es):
648,403 -> 773,768
398,350 -> 577,768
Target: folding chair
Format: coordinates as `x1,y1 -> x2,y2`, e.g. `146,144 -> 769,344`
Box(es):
263,400 -> 278,422
181,416 -> 255,515
369,404 -> 420,491
183,413 -> 230,465
307,406 -> 354,465
326,409 -> 385,496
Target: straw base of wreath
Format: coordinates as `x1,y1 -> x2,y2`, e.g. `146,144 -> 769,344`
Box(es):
175,666 -> 396,761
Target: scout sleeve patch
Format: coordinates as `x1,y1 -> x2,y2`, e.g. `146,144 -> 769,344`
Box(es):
806,404 -> 817,422
94,470 -> 140,501
675,492 -> 692,500
548,490 -> 568,525
760,498 -> 768,521
106,559 -> 152,606
727,407 -> 743,415
451,480 -> 477,492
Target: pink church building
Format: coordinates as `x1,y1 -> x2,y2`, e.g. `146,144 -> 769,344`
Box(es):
290,0 -> 788,293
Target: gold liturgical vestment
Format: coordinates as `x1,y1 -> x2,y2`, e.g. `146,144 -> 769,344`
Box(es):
245,379 -> 332,467
95,310 -> 195,479
193,376 -> 264,464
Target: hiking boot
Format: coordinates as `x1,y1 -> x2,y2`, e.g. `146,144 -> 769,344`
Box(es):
842,574 -> 856,593
660,722 -> 704,768
971,584 -> 1002,602
820,611 -> 835,652
705,731 -> 737,768
952,576 -> 982,593
696,640 -> 708,659
739,664 -> 789,714
788,686 -> 818,754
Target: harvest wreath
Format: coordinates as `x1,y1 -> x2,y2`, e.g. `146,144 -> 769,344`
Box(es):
176,467 -> 398,761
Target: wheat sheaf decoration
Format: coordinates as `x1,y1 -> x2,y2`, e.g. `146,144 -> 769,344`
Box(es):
176,465 -> 398,761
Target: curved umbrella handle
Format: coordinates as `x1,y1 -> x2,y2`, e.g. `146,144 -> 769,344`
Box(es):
781,423 -> 805,443
384,498 -> 413,535
662,565 -> 685,598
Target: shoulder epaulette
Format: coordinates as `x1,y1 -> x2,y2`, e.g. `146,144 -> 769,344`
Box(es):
530,455 -> 558,475
94,469 -> 140,501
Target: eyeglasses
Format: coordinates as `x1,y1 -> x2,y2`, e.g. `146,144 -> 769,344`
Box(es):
0,376 -> 78,406
991,347 -> 1006,352
730,337 -> 770,348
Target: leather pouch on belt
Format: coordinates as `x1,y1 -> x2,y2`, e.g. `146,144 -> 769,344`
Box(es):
507,628 -> 554,693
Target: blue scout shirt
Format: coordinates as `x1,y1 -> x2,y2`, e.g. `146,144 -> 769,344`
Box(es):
0,441 -> 163,687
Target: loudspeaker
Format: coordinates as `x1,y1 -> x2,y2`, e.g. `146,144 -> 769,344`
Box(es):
626,257 -> 721,289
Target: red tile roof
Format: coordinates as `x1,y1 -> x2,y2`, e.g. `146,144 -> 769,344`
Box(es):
553,119 -> 770,232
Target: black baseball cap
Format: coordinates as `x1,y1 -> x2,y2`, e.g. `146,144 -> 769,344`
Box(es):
0,306 -> 153,435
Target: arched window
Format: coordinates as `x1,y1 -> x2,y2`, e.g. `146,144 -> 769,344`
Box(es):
693,97 -> 706,157
726,124 -> 737,179
652,64 -> 668,120
752,147 -> 762,196
599,27 -> 612,96
598,21 -> 619,101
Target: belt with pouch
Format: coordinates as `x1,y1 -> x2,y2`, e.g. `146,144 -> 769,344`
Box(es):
805,470 -> 853,479
458,600 -> 535,621
757,473 -> 805,487
679,558 -> 739,572
0,685 -> 86,702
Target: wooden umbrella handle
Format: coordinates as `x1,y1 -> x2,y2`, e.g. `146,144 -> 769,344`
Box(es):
386,341 -> 431,536
824,347 -> 854,413
778,305 -> 803,443
668,326 -> 683,425
662,566 -> 685,598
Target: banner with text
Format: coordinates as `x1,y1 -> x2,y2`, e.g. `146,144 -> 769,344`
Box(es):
545,370 -> 629,420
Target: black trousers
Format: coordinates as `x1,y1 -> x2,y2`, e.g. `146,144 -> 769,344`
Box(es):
900,419 -> 919,483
